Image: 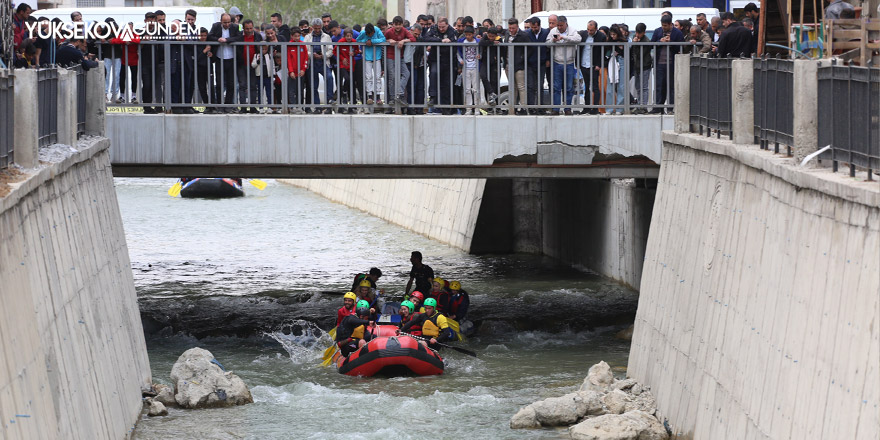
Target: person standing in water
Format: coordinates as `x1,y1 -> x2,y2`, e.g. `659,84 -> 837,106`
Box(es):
405,251 -> 434,295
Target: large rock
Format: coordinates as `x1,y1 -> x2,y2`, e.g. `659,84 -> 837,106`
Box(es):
623,391 -> 657,415
602,389 -> 630,415
580,361 -> 615,393
153,383 -> 177,407
569,410 -> 668,440
145,398 -> 168,417
510,405 -> 541,429
530,391 -> 606,426
170,347 -> 253,409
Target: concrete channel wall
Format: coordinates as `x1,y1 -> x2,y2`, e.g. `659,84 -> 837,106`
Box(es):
629,132 -> 880,439
282,179 -> 487,251
285,177 -> 655,289
0,139 -> 151,439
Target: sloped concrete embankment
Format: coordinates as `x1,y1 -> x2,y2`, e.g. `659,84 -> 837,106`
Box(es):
629,133 -> 880,439
0,138 -> 151,439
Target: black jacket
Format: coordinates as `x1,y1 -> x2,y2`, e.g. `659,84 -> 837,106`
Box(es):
335,315 -> 372,342
478,34 -> 504,73
502,29 -> 530,71
717,22 -> 752,58
422,25 -> 458,65
526,27 -> 550,66
577,29 -> 606,68
276,24 -> 291,43
56,42 -> 99,70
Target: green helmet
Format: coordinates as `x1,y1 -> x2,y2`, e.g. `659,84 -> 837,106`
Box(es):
423,298 -> 437,308
355,300 -> 371,316
400,300 -> 415,313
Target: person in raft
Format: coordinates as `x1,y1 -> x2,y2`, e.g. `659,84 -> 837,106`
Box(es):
398,298 -> 454,349
408,291 -> 426,313
397,300 -> 422,337
335,300 -> 376,357
356,279 -> 381,320
336,291 -> 357,327
429,277 -> 453,314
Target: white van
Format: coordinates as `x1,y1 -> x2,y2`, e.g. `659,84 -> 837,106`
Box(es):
32,6 -> 225,33
527,7 -> 720,38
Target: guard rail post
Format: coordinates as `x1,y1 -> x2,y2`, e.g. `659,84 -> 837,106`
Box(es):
731,59 -> 755,145
793,59 -> 819,163
674,53 -> 690,133
13,69 -> 38,168
57,67 -> 77,146
85,65 -> 106,136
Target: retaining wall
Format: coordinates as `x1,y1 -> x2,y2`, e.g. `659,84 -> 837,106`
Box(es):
629,132 -> 880,439
0,138 -> 151,439
542,179 -> 655,289
282,179 -> 487,251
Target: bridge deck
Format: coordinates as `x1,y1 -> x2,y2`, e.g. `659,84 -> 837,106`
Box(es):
108,114 -> 671,179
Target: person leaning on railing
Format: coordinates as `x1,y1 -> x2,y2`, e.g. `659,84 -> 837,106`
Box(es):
630,23 -> 653,114
716,12 -> 753,58
545,15 -> 581,116
55,38 -> 99,71
688,25 -> 713,54
650,15 -> 683,114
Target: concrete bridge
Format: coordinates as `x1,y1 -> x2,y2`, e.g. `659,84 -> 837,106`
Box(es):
106,113 -> 671,179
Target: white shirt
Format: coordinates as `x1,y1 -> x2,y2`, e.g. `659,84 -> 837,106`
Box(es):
219,27 -> 234,59
581,33 -> 594,69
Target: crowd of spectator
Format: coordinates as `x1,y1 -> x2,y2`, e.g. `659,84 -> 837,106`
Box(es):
8,2 -> 770,116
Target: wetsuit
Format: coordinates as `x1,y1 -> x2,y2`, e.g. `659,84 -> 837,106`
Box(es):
400,311 -> 454,347
450,289 -> 470,321
409,263 -> 434,294
335,315 -> 373,356
398,313 -> 422,337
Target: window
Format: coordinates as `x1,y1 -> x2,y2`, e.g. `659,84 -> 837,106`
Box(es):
125,0 -> 155,6
76,0 -> 106,6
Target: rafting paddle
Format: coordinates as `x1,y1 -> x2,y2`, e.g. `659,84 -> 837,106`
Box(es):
400,332 -> 477,357
248,179 -> 268,190
168,181 -> 182,197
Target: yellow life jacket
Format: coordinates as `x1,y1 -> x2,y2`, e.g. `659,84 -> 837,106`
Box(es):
351,324 -> 365,339
421,312 -> 448,338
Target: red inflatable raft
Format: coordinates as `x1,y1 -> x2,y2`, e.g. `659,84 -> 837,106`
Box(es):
333,325 -> 444,377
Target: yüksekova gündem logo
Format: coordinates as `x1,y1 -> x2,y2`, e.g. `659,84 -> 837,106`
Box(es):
25,20 -> 199,41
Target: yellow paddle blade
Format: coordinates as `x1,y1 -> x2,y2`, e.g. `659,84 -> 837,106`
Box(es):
320,348 -> 338,367
248,179 -> 268,190
322,343 -> 336,360
328,327 -> 336,339
168,182 -> 182,197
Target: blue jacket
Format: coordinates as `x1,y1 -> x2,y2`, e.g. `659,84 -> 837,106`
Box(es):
356,31 -> 385,61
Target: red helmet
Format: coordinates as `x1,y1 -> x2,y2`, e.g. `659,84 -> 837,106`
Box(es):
410,291 -> 424,302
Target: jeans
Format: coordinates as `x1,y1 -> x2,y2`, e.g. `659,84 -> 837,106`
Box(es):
261,76 -> 274,105
309,60 -> 334,104
634,68 -> 651,106
654,63 -> 674,107
605,56 -> 625,114
104,58 -> 121,98
527,63 -> 546,106
407,63 -> 425,106
287,76 -> 303,108
552,62 -> 576,112
385,56 -> 409,100
237,65 -> 260,105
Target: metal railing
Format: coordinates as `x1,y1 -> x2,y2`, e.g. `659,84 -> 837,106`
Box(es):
689,55 -> 732,139
0,71 -> 12,168
754,58 -> 794,156
71,65 -> 87,136
818,61 -> 879,179
88,39 -> 696,115
37,68 -> 59,147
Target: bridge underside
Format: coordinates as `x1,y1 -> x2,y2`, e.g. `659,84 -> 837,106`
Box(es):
107,114 -> 670,179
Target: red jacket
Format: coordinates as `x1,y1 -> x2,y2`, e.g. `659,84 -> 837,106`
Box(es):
382,27 -> 415,59
336,306 -> 355,327
287,43 -> 309,77
118,36 -> 140,66
333,38 -> 360,71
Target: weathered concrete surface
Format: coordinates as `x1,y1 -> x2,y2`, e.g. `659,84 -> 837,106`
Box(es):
0,138 -> 152,439
629,131 -> 880,439
674,54 -> 690,134
731,59 -> 754,145
84,67 -> 105,136
282,179 -> 486,251
542,179 -> 655,289
792,60 -> 819,163
12,69 -> 38,168
107,114 -> 672,176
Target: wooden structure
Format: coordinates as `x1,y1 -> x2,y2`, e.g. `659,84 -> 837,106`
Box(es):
758,0 -> 823,56
826,17 -> 880,64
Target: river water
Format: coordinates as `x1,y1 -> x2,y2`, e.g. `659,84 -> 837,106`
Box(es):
116,178 -> 637,439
